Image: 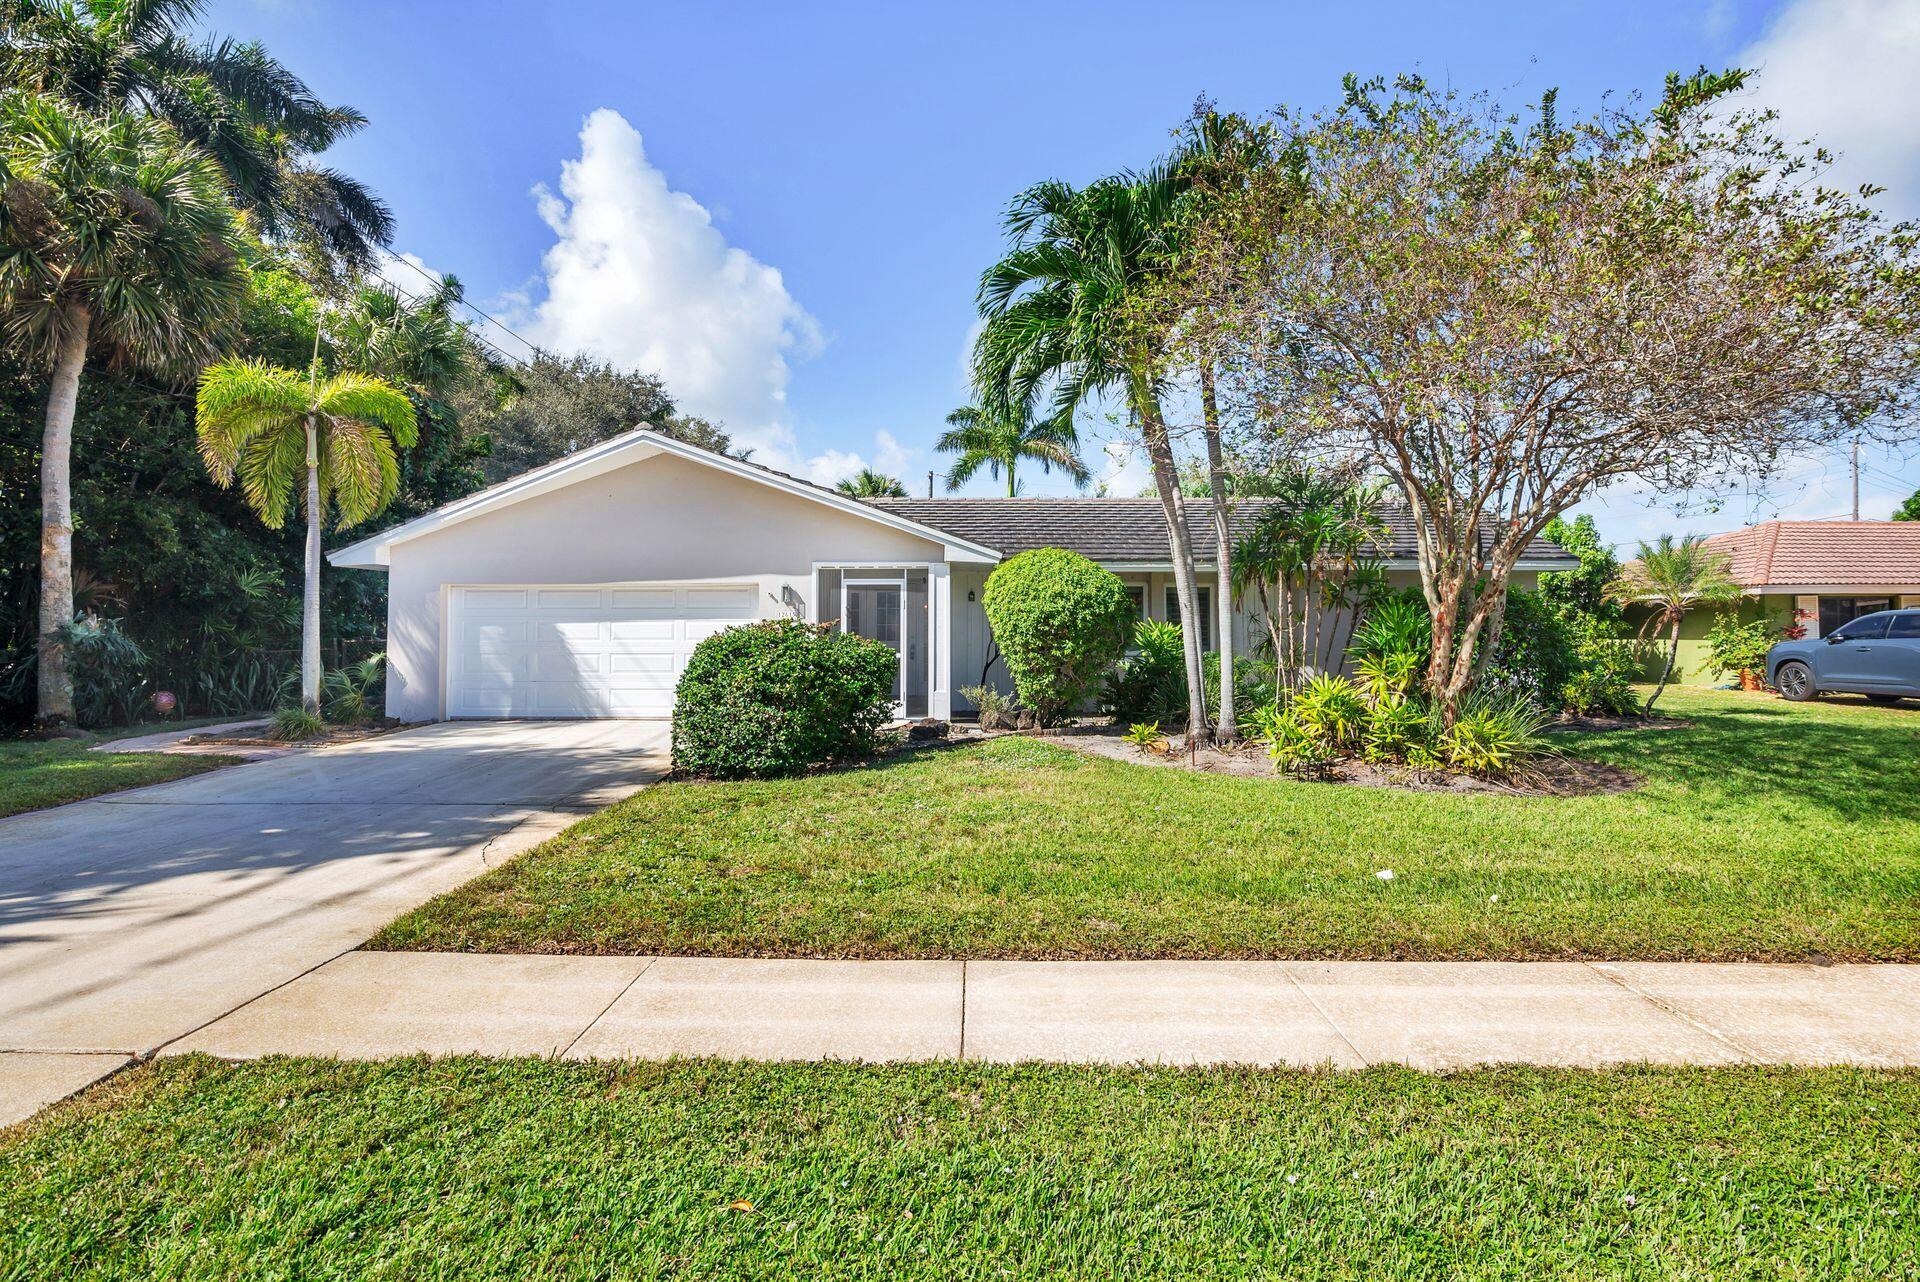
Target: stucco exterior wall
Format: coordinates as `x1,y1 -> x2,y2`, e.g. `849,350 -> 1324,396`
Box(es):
950,565 -> 1532,711
378,452 -> 947,720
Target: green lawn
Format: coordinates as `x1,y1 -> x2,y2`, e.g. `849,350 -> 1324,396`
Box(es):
0,721 -> 241,819
373,689 -> 1920,962
3,1056 -> 1914,1280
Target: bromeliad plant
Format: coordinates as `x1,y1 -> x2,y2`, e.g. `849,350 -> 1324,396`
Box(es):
196,358 -> 417,713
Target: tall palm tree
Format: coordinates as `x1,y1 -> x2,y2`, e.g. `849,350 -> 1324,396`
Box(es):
972,167 -> 1213,737
195,359 -> 417,712
1,0 -> 392,272
1,93 -> 245,725
1607,534 -> 1741,711
835,467 -> 908,498
936,401 -> 1087,496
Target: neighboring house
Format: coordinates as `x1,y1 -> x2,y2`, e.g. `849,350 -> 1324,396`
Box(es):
1660,520 -> 1920,685
329,428 -> 1575,721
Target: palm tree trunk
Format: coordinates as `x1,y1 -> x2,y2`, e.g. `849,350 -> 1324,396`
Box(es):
1648,616 -> 1681,712
1199,364 -> 1236,741
1005,462 -> 1016,498
1137,389 -> 1207,741
36,306 -> 92,728
302,416 -> 323,713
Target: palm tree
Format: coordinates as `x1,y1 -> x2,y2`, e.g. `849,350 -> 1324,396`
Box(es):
835,468 -> 908,498
195,359 -> 417,712
972,167 -> 1213,737
2,93 -> 245,725
1,0 -> 392,272
936,401 -> 1087,497
1607,534 -> 1741,711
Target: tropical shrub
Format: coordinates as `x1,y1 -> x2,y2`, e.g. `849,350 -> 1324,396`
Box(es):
1362,692 -> 1431,763
1354,649 -> 1420,702
1124,721 -> 1165,752
1262,705 -> 1338,774
1100,620 -> 1185,724
322,653 -> 386,725
59,614 -> 150,728
1291,675 -> 1368,747
1439,691 -> 1554,777
672,620 -> 898,779
1478,590 -> 1579,706
1703,613 -> 1784,683
271,704 -> 325,741
1345,592 -> 1430,663
982,549 -> 1134,724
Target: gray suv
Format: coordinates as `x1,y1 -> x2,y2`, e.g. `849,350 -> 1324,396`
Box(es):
1767,609 -> 1920,703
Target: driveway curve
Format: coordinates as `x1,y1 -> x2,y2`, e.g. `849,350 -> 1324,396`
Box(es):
0,720 -> 666,1121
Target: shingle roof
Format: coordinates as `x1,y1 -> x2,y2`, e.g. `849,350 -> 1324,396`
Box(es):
1704,520 -> 1920,588
867,497 -> 1575,566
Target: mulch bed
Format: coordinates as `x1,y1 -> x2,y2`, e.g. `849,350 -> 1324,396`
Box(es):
183,719 -> 406,749
1054,725 -> 1643,798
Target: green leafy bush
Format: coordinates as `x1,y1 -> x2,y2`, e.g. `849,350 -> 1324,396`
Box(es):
1703,613 -> 1784,682
982,549 -> 1135,725
1439,691 -> 1553,777
1261,705 -> 1337,774
958,683 -> 1018,728
672,620 -> 898,779
58,613 -> 150,728
1124,721 -> 1165,752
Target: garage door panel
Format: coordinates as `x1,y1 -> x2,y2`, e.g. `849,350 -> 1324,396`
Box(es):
464,589 -> 529,610
610,618 -> 676,640
450,583 -> 756,718
611,588 -> 677,608
609,652 -> 677,675
535,588 -> 605,609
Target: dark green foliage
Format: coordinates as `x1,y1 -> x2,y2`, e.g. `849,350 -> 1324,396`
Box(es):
981,549 -> 1133,723
1894,488 -> 1919,521
451,351 -> 738,485
671,620 -> 898,779
1100,619 -> 1184,724
1538,514 -> 1623,629
321,653 -> 386,725
1480,589 -> 1578,705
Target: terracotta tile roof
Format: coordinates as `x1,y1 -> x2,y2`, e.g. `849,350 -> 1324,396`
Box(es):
1703,520 -> 1920,588
868,497 -> 1576,567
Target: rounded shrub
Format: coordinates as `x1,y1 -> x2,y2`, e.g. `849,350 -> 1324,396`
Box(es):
981,548 -> 1135,725
672,619 -> 899,779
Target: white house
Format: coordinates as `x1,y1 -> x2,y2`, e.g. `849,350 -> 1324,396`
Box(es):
329,428 -> 1575,722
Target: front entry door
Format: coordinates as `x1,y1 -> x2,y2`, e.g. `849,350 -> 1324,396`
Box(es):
844,581 -> 904,709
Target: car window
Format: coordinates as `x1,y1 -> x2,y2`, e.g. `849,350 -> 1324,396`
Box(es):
1834,614 -> 1891,641
1889,613 -> 1920,640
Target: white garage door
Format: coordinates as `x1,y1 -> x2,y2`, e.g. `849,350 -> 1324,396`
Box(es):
448,583 -> 759,718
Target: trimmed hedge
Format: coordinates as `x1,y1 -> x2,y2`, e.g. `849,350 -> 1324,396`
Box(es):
982,548 -> 1134,724
672,620 -> 898,779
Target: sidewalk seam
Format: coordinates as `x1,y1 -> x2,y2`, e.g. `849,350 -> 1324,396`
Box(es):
1278,964 -> 1371,1068
1580,961 -> 1761,1060
559,956 -> 658,1060
957,961 -> 968,1061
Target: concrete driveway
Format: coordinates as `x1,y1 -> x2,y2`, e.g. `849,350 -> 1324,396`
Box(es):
0,719 -> 667,1122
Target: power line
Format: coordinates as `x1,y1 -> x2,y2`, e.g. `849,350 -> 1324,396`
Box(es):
378,251 -> 541,360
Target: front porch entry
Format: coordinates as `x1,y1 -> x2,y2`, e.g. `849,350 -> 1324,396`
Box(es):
813,563 -> 952,720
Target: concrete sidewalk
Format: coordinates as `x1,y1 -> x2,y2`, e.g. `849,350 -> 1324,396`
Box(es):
162,953 -> 1920,1071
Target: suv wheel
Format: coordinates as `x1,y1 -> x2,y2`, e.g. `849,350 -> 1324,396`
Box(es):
1775,660 -> 1817,702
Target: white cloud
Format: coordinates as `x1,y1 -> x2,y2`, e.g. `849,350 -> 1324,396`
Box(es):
873,429 -> 911,475
798,429 -> 920,488
1097,438 -> 1153,499
1739,0 -> 1920,215
512,109 -> 823,463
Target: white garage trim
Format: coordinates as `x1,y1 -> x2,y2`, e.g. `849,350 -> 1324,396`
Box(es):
445,581 -> 759,719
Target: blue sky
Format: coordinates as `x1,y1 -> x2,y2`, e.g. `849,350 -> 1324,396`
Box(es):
208,0 -> 1920,545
